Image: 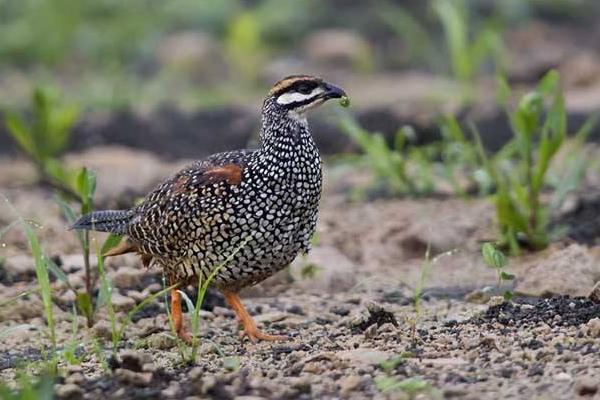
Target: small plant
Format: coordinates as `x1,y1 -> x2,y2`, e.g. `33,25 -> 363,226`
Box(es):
375,376 -> 440,399
93,233 -> 176,354
379,0 -> 504,100
432,0 -> 504,88
171,236 -> 251,363
5,86 -> 80,199
338,116 -> 438,196
409,245 -> 457,341
0,373 -> 54,400
474,70 -> 571,253
56,167 -> 99,327
2,196 -> 57,356
481,242 -> 514,300
338,113 -> 492,198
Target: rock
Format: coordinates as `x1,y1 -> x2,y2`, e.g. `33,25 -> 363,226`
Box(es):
111,266 -> 145,289
338,349 -> 391,366
145,332 -> 177,350
350,302 -> 398,333
114,368 -> 153,386
161,383 -> 180,398
402,213 -> 477,257
554,372 -> 572,382
339,375 -> 364,397
55,383 -> 84,400
559,52 -> 600,88
119,350 -> 152,372
111,292 -> 135,311
303,29 -> 373,71
290,246 -> 359,292
515,244 -> 600,297
582,318 -> 600,337
575,377 -> 598,396
465,288 -> 493,304
3,255 -> 35,282
58,290 -> 76,304
67,273 -> 85,289
93,319 -> 112,340
65,372 -> 84,385
59,254 -> 89,273
589,281 -> 600,303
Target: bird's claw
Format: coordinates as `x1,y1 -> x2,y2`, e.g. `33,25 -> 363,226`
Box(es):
239,327 -> 288,343
177,328 -> 193,345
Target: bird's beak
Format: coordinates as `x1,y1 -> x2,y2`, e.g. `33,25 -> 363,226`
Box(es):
322,82 -> 346,100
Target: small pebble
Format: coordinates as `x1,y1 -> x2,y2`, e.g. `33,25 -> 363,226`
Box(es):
55,383 -> 84,400
554,372 -> 572,382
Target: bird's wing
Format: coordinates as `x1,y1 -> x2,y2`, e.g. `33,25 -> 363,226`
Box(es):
126,150 -> 253,256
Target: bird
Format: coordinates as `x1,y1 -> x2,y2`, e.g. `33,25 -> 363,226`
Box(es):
72,75 -> 347,342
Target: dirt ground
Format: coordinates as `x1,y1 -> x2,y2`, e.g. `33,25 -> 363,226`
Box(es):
1,148 -> 600,400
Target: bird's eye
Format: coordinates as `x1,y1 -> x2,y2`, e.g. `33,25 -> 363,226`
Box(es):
296,84 -> 312,95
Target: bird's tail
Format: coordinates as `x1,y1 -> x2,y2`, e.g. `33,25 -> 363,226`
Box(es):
71,210 -> 133,234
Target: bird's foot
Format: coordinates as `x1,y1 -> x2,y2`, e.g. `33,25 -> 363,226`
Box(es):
239,327 -> 288,343
223,291 -> 289,343
177,328 -> 193,345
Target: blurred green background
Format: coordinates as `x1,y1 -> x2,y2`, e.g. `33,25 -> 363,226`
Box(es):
1,0 -> 599,111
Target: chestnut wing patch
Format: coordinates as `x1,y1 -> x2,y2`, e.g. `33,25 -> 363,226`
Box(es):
171,164 -> 243,195
203,164 -> 243,185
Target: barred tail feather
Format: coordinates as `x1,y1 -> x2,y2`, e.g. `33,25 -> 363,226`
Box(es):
71,210 -> 133,234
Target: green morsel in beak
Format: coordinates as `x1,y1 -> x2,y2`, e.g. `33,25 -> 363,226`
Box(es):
339,96 -> 350,108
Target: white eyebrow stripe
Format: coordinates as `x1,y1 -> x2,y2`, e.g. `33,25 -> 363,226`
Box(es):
276,87 -> 324,105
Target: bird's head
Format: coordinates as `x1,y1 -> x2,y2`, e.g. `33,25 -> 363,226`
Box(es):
264,75 -> 347,119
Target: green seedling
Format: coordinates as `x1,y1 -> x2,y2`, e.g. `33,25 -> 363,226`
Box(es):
474,70 -> 582,254
410,244 -> 457,341
379,0 -> 503,103
481,242 -> 514,300
0,373 -> 54,400
4,86 -> 80,199
223,356 -> 241,371
180,236 -> 251,363
94,233 -> 176,354
57,167 -> 99,327
338,113 -> 489,198
375,376 -> 440,400
379,355 -> 406,373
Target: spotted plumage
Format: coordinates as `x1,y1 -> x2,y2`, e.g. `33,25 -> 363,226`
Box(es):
73,75 -> 347,342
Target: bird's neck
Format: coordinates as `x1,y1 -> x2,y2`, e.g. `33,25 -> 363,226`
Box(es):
259,108 -> 314,156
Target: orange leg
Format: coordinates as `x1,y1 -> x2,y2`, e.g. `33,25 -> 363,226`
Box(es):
171,288 -> 192,344
223,291 -> 288,342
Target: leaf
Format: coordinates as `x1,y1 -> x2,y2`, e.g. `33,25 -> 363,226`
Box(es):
56,196 -> 85,248
47,105 -> 79,156
222,356 -> 240,371
380,356 -> 405,373
76,167 -> 97,212
179,289 -> 196,314
45,257 -> 72,289
5,113 -> 35,157
503,290 -> 514,301
481,243 -> 507,269
495,74 -> 512,107
536,69 -> 560,95
23,221 -> 56,349
101,233 -> 123,255
500,271 -> 516,281
76,292 -> 94,323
